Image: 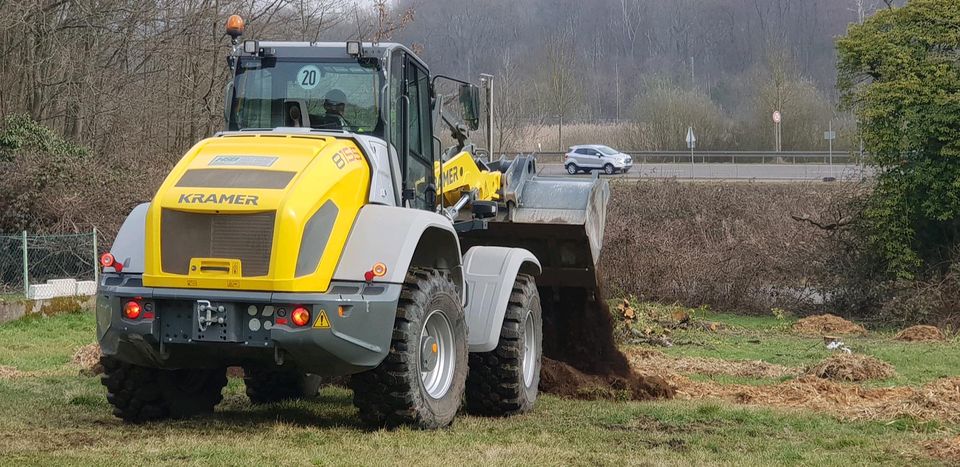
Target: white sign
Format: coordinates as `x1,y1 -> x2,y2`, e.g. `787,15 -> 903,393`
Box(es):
772,111 -> 782,124
824,130 -> 836,140
685,126 -> 696,149
296,65 -> 321,90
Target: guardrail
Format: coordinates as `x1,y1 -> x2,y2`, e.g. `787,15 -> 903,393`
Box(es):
503,151 -> 858,165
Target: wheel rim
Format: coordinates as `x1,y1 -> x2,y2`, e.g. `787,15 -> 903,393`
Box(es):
521,310 -> 537,388
567,165 -> 576,174
605,165 -> 613,174
419,309 -> 455,399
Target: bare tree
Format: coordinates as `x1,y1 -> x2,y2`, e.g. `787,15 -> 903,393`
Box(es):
543,25 -> 582,151
492,53 -> 544,154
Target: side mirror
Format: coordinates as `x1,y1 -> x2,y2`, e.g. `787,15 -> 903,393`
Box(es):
458,83 -> 481,131
223,81 -> 234,126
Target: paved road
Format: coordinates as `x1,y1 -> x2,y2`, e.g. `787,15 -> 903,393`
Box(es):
538,163 -> 870,181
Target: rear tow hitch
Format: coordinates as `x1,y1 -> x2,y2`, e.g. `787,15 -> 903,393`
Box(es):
197,300 -> 226,332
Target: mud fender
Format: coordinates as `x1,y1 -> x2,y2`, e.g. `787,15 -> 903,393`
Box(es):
462,246 -> 541,352
333,205 -> 463,294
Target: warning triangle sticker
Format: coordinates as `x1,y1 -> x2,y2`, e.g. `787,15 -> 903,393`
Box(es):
313,309 -> 331,329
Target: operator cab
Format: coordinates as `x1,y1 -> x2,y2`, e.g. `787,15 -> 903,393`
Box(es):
224,36 -> 448,211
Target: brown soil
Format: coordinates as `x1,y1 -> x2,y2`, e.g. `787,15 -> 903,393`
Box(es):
694,376 -> 960,422
0,365 -> 22,379
630,353 -> 960,423
71,343 -> 103,376
924,435 -> 960,463
626,348 -> 799,379
792,314 -> 866,336
895,325 -> 946,342
541,357 -> 675,400
805,354 -> 896,382
539,287 -> 675,400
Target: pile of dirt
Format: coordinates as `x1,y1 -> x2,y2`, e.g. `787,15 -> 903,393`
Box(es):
792,314 -> 866,336
539,288 -> 675,400
924,436 -> 960,463
805,354 -> 896,382
541,358 -> 674,400
894,325 -> 946,342
71,343 -> 103,376
626,347 -> 799,379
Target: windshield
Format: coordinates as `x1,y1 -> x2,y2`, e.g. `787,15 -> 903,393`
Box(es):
229,57 -> 383,134
596,145 -> 619,156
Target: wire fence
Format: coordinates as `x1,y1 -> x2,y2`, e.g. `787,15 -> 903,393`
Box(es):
0,230 -> 98,299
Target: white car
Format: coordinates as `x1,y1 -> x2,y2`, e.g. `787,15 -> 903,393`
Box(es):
564,145 -> 633,175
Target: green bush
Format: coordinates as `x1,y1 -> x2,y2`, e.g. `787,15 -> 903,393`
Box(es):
837,0 -> 960,280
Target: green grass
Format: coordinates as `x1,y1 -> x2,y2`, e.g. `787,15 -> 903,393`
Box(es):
0,312 -> 94,371
0,292 -> 25,302
0,311 -> 956,465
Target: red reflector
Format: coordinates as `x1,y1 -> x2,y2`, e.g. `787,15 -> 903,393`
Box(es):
364,270 -> 375,282
123,301 -> 142,320
100,252 -> 122,272
291,307 -> 310,327
143,311 -> 155,320
275,317 -> 288,325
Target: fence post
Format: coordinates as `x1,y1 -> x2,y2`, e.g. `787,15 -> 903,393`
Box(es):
93,227 -> 99,285
21,231 -> 28,297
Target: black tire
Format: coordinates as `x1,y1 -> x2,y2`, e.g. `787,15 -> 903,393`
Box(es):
566,163 -> 578,175
351,269 -> 468,429
100,356 -> 227,423
244,368 -> 323,404
603,163 -> 614,175
465,274 -> 542,416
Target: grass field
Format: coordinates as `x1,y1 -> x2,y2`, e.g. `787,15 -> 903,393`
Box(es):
647,308 -> 960,388
0,310 -> 957,466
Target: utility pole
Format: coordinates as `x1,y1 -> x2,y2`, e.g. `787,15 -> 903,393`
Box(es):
558,114 -> 563,151
690,56 -> 695,89
480,73 -> 494,155
615,62 -> 621,123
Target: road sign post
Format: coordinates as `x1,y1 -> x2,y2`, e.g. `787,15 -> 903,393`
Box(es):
824,120 -> 836,179
772,111 -> 782,153
685,126 -> 696,180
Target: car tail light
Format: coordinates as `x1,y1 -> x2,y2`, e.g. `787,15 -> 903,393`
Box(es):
123,300 -> 142,320
291,307 -> 311,327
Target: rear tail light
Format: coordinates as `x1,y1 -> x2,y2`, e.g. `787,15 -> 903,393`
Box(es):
291,307 -> 311,327
123,300 -> 142,320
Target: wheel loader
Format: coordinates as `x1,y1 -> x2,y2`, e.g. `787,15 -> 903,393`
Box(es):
95,16 -> 609,428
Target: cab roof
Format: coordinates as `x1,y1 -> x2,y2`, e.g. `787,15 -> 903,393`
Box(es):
243,41 -> 427,70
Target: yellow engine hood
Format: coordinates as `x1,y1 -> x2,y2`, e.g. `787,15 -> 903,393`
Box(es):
143,133 -> 370,293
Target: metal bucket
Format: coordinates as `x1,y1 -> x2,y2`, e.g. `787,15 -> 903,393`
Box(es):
459,167 -> 622,376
